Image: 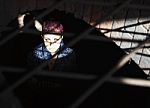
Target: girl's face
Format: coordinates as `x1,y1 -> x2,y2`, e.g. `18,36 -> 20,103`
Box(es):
43,34 -> 63,53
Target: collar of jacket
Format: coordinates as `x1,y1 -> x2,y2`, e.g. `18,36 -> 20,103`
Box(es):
34,41 -> 73,60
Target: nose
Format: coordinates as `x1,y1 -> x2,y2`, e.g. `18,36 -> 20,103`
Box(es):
49,40 -> 55,45
49,42 -> 53,45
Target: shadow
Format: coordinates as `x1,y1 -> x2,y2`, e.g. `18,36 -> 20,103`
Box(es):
142,68 -> 150,70
136,52 -> 150,57
123,45 -> 150,51
0,9 -> 149,108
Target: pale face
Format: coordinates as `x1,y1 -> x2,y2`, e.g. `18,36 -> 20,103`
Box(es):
43,34 -> 63,54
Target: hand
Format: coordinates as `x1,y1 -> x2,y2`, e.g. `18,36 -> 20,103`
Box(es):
17,13 -> 30,28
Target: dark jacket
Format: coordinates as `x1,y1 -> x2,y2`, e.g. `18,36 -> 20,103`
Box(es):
27,41 -> 77,72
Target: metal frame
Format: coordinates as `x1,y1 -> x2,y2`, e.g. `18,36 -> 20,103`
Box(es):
0,0 -> 150,107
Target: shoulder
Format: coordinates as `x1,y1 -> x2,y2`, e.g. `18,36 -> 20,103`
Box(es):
58,47 -> 74,59
34,43 -> 51,60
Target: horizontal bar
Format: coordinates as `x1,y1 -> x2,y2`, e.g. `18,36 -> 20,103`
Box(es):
0,66 -> 97,80
70,0 -> 150,10
1,66 -> 149,88
109,77 -> 150,87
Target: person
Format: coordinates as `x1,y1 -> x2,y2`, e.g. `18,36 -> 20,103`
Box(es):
16,12 -> 78,108
18,13 -> 77,72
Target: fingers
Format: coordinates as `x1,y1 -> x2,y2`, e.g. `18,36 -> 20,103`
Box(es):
17,14 -> 26,28
34,20 -> 42,32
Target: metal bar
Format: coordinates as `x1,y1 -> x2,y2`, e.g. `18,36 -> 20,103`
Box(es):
85,34 -> 143,43
127,4 -> 150,10
108,77 -> 150,87
38,70 -> 97,80
0,66 -> 26,72
101,28 -> 150,37
0,66 -> 97,80
138,3 -> 148,65
141,68 -> 150,71
123,45 -> 150,51
2,66 -> 150,88
136,52 -> 150,58
109,16 -> 115,38
69,0 -> 117,6
104,20 -> 150,34
70,0 -> 150,10
0,26 -> 13,33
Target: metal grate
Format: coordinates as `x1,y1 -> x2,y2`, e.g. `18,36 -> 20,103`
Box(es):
0,0 -> 150,108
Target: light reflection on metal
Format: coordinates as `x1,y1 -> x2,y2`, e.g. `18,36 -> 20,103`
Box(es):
2,66 -> 150,88
109,77 -> 150,87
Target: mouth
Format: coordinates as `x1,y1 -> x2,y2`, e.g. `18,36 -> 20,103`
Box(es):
46,47 -> 57,51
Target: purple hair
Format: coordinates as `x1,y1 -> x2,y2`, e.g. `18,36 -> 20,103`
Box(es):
42,20 -> 63,35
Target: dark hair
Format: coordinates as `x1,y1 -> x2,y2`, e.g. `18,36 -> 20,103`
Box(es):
42,20 -> 63,35
23,13 -> 34,26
